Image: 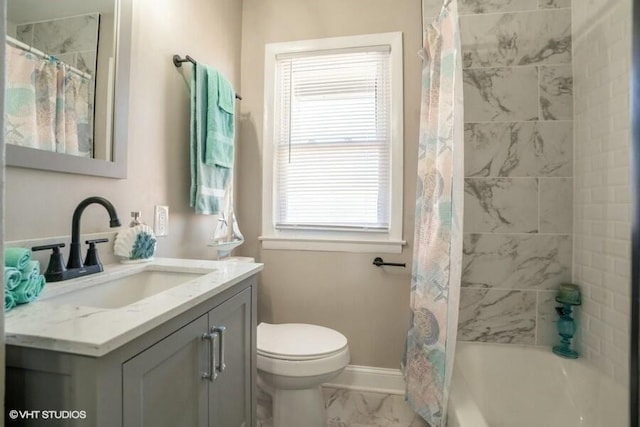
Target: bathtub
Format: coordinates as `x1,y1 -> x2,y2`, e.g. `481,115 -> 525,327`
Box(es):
447,342 -> 628,427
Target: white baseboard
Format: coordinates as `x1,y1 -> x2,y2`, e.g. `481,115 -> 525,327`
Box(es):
323,365 -> 406,395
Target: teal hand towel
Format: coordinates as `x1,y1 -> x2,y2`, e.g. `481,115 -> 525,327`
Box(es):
37,274 -> 46,293
20,260 -> 40,282
13,275 -> 41,304
5,267 -> 22,291
204,68 -> 235,169
5,289 -> 16,312
190,64 -> 231,215
5,247 -> 31,270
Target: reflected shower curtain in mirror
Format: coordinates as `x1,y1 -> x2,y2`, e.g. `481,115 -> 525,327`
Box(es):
56,66 -> 92,157
6,45 -> 57,152
403,1 -> 463,426
6,44 -> 92,157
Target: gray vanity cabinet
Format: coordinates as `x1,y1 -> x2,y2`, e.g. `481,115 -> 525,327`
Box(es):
6,275 -> 257,427
122,315 -> 209,427
122,288 -> 252,427
209,288 -> 252,426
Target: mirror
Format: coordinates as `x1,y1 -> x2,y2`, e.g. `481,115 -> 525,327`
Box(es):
5,0 -> 131,178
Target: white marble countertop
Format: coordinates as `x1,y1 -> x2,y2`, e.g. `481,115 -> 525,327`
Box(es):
5,258 -> 263,357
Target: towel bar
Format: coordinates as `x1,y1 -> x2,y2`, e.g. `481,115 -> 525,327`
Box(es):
172,54 -> 242,100
372,257 -> 406,268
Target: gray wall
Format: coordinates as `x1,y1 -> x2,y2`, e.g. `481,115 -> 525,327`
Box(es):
238,0 -> 423,368
5,0 -> 243,263
424,0 -> 574,346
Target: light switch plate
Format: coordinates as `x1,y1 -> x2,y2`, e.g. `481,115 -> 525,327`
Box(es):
154,205 -> 169,236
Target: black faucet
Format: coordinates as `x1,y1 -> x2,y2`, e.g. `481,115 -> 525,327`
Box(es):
34,197 -> 121,282
67,197 -> 121,269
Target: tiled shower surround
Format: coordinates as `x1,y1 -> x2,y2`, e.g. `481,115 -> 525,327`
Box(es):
425,0 -> 574,346
15,14 -> 100,77
572,0 -> 631,386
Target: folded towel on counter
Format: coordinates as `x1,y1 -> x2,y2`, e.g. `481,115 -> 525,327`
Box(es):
190,63 -> 231,215
4,247 -> 31,270
4,267 -> 22,291
13,274 -> 44,304
20,260 -> 40,282
36,274 -> 46,293
205,68 -> 235,169
5,289 -> 16,312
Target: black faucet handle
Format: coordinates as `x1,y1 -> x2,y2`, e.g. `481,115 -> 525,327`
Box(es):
32,243 -> 67,281
85,238 -> 109,245
32,243 -> 66,251
84,239 -> 108,268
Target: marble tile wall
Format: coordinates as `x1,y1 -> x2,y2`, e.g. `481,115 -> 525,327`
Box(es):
424,0 -> 573,347
16,14 -> 100,77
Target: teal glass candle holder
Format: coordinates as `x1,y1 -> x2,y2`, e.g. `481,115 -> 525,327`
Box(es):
557,283 -> 581,305
553,297 -> 580,359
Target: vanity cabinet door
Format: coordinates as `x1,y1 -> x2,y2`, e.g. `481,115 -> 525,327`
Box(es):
122,315 -> 209,427
208,287 -> 252,427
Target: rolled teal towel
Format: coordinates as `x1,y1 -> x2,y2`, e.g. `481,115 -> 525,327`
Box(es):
4,267 -> 22,291
36,274 -> 46,294
13,275 -> 40,304
5,289 -> 16,312
5,247 -> 31,270
20,260 -> 40,282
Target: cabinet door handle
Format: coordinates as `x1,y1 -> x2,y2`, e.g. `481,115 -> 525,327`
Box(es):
201,331 -> 217,381
213,326 -> 226,373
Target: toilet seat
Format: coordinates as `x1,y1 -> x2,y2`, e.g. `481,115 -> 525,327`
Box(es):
257,323 -> 348,360
257,323 -> 350,377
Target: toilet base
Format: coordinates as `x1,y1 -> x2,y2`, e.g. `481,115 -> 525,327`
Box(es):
272,386 -> 325,427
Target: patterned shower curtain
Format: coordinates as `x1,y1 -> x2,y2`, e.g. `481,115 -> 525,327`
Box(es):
6,44 -> 92,157
403,1 -> 463,426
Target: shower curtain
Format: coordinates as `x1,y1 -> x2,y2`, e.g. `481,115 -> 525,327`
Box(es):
403,1 -> 463,426
6,44 -> 92,157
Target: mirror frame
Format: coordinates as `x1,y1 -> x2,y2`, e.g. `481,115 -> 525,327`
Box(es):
6,0 -> 132,179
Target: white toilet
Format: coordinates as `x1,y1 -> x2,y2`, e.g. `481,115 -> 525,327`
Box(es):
257,322 -> 350,427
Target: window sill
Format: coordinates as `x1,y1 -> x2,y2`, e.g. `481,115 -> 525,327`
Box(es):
259,236 -> 406,253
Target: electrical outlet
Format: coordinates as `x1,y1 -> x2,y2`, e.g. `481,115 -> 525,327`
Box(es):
154,205 -> 169,237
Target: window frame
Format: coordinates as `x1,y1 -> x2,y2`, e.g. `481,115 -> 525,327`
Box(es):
261,32 -> 405,253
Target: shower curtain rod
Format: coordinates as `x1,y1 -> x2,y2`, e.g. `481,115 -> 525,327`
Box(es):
172,54 -> 242,100
6,35 -> 92,80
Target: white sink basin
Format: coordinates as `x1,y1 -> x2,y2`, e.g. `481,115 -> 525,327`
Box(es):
45,270 -> 205,309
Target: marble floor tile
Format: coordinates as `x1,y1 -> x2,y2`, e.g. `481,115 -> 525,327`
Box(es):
257,387 -> 429,427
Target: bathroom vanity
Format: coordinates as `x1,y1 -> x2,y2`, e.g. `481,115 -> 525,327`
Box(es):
5,258 -> 262,426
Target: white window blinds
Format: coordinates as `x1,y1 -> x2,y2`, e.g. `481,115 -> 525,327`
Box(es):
274,46 -> 392,231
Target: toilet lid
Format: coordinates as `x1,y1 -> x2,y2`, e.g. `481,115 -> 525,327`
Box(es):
257,323 -> 348,360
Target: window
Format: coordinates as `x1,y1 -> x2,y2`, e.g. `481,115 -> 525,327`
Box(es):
261,33 -> 404,253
